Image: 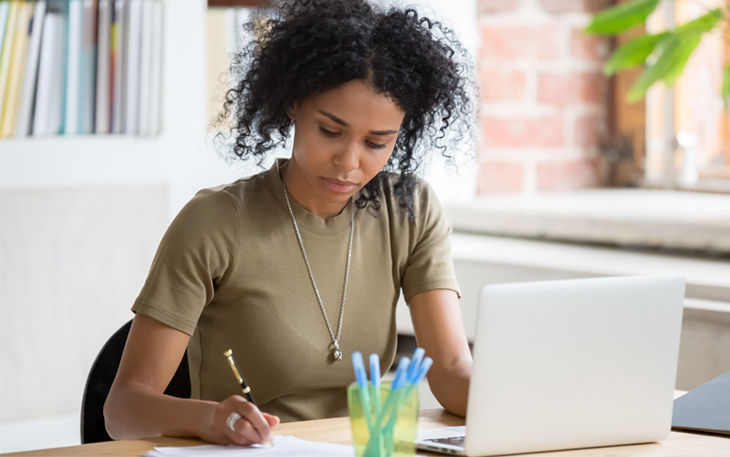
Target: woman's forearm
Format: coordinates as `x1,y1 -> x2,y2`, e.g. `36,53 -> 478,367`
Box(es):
104,381 -> 215,440
427,355 -> 472,417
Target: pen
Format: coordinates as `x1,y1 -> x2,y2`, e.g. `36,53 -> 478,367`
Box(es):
223,349 -> 256,404
352,352 -> 375,433
224,349 -> 273,447
370,353 -> 384,455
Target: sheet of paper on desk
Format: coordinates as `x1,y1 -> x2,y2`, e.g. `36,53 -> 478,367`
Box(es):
144,435 -> 353,457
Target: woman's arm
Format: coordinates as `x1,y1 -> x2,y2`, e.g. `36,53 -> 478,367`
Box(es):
104,313 -> 278,444
408,289 -> 472,417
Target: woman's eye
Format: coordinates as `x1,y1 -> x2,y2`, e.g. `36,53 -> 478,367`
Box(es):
367,141 -> 387,150
319,126 -> 339,137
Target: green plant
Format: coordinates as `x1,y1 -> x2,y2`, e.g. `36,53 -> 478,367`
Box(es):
585,0 -> 729,104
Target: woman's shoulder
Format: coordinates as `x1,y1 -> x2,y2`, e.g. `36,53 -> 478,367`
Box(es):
187,169 -> 270,213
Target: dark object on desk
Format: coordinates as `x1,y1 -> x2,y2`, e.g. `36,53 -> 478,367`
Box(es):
80,319 -> 191,444
672,369 -> 730,436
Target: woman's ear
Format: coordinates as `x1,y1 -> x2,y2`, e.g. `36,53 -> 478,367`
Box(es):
286,104 -> 298,121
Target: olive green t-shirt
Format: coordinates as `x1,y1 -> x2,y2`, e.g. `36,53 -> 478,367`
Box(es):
132,159 -> 460,422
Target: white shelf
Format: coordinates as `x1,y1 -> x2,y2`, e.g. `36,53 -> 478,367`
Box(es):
1,136 -> 171,189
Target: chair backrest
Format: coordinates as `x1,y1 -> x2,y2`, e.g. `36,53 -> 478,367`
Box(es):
81,319 -> 191,443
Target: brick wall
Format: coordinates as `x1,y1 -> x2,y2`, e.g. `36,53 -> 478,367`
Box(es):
477,0 -> 610,194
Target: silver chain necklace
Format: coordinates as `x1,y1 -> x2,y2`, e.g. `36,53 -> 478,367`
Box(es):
281,164 -> 354,362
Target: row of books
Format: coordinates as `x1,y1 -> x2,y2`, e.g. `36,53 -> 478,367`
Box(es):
0,0 -> 163,139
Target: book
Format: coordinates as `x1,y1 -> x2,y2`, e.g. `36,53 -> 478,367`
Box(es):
63,0 -> 82,135
0,2 -> 10,61
1,0 -> 32,138
124,0 -> 140,134
95,0 -> 111,133
78,0 -> 97,134
16,0 -> 47,136
0,0 -> 18,127
111,0 -> 125,132
147,0 -> 160,135
137,0 -> 150,135
32,8 -> 63,135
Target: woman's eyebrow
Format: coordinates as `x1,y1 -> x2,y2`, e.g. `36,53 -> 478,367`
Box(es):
318,110 -> 399,136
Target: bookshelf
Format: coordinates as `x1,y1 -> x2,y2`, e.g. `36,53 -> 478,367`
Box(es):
0,0 -> 242,219
0,0 -> 249,428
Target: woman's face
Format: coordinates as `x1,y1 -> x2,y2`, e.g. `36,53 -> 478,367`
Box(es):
286,79 -> 406,217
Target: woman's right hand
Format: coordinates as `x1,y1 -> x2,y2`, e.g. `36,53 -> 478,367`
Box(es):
106,314 -> 281,443
199,395 -> 280,446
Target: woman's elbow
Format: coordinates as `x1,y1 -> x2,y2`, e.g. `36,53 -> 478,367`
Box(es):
103,384 -> 126,440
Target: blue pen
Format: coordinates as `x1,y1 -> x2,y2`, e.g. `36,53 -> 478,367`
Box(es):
413,356 -> 433,384
369,353 -> 382,411
352,352 -> 374,433
405,348 -> 425,384
369,354 -> 383,455
376,356 -> 410,428
380,355 -> 435,454
390,356 -> 411,390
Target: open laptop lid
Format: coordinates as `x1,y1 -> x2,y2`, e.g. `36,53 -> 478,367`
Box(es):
464,275 -> 685,456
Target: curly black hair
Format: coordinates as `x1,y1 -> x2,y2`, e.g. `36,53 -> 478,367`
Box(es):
217,0 -> 476,217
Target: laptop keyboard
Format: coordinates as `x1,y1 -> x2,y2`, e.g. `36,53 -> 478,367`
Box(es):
424,436 -> 465,447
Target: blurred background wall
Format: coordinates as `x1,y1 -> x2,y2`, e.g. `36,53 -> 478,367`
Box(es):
476,0 -> 610,193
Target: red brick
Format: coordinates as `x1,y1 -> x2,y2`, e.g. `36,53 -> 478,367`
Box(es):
478,0 -> 521,14
539,0 -> 611,14
571,28 -> 610,61
479,68 -> 527,102
478,161 -> 525,193
480,25 -> 561,61
574,115 -> 604,147
482,116 -> 564,147
536,159 -> 598,191
537,72 -> 607,105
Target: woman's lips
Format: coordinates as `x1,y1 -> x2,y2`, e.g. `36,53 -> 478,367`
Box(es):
321,177 -> 356,193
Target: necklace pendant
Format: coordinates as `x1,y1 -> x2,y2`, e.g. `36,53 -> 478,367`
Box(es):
332,341 -> 343,361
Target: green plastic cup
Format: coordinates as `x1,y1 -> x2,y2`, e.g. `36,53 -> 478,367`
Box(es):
347,381 -> 419,457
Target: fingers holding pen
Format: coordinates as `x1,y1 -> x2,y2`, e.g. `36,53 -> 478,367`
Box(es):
220,349 -> 277,445
224,396 -> 277,446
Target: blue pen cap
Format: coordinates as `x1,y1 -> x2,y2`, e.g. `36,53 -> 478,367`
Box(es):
352,352 -> 368,387
391,357 -> 411,390
369,353 -> 381,387
406,347 -> 426,384
414,356 -> 433,384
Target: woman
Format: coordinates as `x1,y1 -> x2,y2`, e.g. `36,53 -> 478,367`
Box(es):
105,0 -> 475,446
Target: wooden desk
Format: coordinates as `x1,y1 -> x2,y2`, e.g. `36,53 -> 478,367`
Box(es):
4,408 -> 729,457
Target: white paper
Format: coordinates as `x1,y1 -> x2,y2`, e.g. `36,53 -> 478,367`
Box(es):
144,435 -> 353,457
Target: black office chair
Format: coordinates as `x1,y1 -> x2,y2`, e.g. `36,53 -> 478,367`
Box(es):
81,319 -> 191,443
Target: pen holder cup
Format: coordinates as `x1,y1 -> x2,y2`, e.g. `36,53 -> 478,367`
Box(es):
347,381 -> 419,457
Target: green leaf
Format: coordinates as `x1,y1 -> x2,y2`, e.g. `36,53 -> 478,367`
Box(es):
627,32 -> 702,102
585,0 -> 660,35
604,32 -> 669,76
722,65 -> 730,106
675,8 -> 722,35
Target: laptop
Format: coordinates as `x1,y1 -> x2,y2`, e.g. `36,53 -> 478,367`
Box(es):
416,275 -> 685,456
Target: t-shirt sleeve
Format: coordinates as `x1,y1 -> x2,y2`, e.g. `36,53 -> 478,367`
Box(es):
401,181 -> 461,303
131,188 -> 239,336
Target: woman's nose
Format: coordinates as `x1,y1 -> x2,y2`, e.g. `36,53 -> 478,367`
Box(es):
334,142 -> 359,172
